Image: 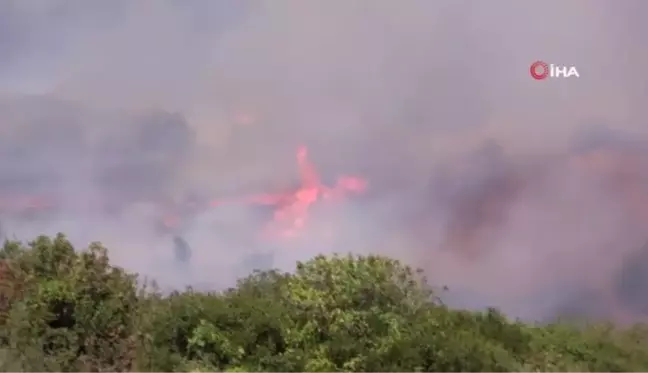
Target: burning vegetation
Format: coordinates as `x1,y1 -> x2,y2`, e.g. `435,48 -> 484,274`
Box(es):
2,96 -> 648,325
0,103 -> 368,245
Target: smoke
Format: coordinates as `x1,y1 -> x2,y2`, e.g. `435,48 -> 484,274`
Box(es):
1,0 -> 648,322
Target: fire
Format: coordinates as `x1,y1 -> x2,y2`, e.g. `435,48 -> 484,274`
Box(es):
233,111 -> 258,126
208,145 -> 368,239
152,145 -> 368,239
0,195 -> 55,213
0,145 -> 367,241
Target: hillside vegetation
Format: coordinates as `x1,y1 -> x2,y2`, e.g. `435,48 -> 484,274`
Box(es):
0,234 -> 648,371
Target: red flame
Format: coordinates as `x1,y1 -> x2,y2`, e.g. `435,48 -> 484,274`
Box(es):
207,145 -> 368,239
233,111 -> 258,126
0,145 -> 367,240
0,195 -> 55,213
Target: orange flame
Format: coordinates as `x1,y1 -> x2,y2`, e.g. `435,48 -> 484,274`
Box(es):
0,146 -> 367,241
206,145 -> 368,239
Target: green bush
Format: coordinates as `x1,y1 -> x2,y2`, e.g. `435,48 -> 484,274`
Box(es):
1,234 -> 648,372
0,235 -> 137,371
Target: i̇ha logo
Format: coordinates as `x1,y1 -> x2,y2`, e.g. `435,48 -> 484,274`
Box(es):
530,60 -> 580,80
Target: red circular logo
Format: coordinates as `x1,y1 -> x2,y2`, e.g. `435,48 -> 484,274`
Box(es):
530,61 -> 549,80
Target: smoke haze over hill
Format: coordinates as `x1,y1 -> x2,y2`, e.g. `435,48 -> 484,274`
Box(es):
1,0 -> 648,322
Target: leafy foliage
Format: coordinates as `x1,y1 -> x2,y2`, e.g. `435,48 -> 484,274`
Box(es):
0,235 -> 137,371
1,234 -> 648,371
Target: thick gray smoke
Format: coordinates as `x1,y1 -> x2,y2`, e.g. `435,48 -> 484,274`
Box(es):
1,0 -> 648,322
